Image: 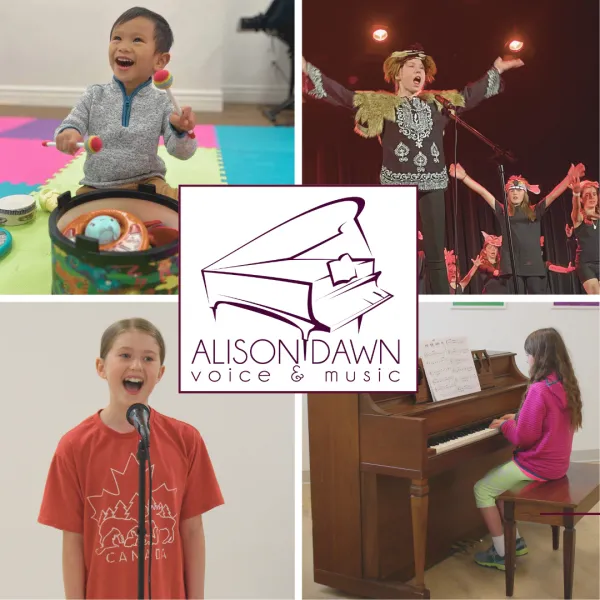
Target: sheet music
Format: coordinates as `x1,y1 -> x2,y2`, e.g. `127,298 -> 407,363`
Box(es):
421,337 -> 481,401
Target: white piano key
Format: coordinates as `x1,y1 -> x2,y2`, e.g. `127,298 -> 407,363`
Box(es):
430,428 -> 499,455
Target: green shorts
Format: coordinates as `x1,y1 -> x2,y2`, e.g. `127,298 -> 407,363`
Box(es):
474,460 -> 536,508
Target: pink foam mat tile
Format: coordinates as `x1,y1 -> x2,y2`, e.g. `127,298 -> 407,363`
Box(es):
0,117 -> 35,134
159,124 -> 217,148
0,138 -> 79,185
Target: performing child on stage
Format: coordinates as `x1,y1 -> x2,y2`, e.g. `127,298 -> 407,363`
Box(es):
449,162 -> 585,294
570,177 -> 599,294
302,45 -> 524,294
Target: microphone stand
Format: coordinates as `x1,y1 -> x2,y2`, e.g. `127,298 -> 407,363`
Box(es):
137,438 -> 147,600
440,104 -> 519,294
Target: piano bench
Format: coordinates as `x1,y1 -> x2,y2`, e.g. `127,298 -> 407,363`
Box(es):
498,462 -> 600,600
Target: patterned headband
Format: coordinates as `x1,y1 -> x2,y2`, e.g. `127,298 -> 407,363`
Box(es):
505,175 -> 540,195
389,50 -> 427,61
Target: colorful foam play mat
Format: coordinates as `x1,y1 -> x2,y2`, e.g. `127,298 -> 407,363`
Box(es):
0,117 -> 294,294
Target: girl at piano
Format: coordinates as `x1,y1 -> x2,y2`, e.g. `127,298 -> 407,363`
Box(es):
473,327 -> 582,571
38,318 -> 224,599
449,162 -> 586,294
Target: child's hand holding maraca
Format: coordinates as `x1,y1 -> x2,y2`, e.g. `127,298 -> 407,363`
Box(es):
170,106 -> 196,134
55,128 -> 84,155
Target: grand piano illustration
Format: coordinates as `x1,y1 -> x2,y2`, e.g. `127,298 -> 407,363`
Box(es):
202,198 -> 393,340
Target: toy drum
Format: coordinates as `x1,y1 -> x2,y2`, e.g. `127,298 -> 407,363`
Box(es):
48,184 -> 179,295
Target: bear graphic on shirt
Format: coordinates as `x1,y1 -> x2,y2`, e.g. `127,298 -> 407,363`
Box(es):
87,453 -> 178,556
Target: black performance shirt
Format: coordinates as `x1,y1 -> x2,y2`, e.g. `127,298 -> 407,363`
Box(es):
494,199 -> 548,277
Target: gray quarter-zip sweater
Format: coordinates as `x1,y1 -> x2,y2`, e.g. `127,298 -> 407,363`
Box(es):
55,76 -> 197,188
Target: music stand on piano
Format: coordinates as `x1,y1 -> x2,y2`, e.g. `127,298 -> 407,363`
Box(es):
238,0 -> 294,124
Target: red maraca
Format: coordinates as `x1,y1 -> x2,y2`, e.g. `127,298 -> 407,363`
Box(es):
153,70 -> 196,139
42,135 -> 103,153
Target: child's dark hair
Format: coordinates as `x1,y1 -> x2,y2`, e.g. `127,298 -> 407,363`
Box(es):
111,7 -> 173,54
524,327 -> 582,430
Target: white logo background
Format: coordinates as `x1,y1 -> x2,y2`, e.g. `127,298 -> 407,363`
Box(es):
180,186 -> 417,392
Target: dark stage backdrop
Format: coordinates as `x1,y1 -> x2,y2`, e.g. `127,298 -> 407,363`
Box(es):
302,0 -> 599,294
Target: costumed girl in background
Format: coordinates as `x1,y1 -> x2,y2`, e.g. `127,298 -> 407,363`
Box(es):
476,231 -> 506,294
570,177 -> 599,294
38,318 -> 224,599
449,162 -> 585,294
302,46 -> 524,294
445,249 -> 481,294
473,327 -> 581,570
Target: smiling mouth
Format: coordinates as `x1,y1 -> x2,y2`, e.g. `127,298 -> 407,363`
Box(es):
123,377 -> 144,394
116,57 -> 135,70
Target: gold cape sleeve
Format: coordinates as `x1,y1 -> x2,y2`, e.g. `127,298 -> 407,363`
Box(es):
351,90 -> 466,138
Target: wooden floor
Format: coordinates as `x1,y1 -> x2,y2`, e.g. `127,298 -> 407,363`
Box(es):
303,481 -> 600,599
0,103 -> 294,126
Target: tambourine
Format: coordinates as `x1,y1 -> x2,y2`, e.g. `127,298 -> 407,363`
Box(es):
0,228 -> 13,259
0,195 -> 37,226
62,209 -> 150,252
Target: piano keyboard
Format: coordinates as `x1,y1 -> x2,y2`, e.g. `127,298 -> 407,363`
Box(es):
429,427 -> 499,455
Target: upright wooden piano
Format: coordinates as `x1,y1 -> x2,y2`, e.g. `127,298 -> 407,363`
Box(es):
307,350 -> 528,599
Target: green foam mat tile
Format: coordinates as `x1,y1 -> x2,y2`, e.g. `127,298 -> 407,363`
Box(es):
38,147 -> 224,197
158,146 -> 224,186
0,211 -> 51,294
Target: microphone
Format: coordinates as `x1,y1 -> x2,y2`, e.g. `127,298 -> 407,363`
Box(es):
126,403 -> 151,446
434,94 -> 456,110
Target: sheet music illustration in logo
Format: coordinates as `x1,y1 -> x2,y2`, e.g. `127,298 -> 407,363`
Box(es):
201,198 -> 393,340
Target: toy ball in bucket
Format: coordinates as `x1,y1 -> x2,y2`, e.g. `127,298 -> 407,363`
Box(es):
85,215 -> 121,244
48,183 -> 179,295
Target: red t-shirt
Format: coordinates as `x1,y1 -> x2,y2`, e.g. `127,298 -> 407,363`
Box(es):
38,409 -> 224,599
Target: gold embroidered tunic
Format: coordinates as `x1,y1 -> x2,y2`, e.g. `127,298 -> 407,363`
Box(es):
304,64 -> 503,192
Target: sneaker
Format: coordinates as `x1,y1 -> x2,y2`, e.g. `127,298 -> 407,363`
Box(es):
516,536 -> 528,556
474,545 -> 506,571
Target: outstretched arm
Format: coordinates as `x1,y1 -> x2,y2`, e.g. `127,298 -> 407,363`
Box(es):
449,163 -> 497,210
570,174 -> 584,227
544,163 -> 585,209
547,261 -> 576,274
302,57 -> 356,110
456,57 -> 523,113
459,257 -> 482,290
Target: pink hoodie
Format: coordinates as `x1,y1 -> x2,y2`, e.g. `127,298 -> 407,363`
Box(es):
500,373 -> 575,480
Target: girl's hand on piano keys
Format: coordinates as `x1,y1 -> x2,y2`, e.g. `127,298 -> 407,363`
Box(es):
490,419 -> 505,429
500,413 -> 515,421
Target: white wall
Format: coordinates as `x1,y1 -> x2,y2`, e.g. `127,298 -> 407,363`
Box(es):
303,302 -> 600,471
223,0 -> 292,104
0,300 -> 294,599
0,0 -> 289,110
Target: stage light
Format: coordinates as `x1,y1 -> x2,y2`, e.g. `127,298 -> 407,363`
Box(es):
373,28 -> 388,42
508,40 -> 524,52
503,37 -> 529,61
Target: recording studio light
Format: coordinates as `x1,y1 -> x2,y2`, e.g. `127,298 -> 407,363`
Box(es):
373,28 -> 388,42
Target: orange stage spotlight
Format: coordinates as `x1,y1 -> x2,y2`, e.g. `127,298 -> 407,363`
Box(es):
373,28 -> 388,42
508,40 -> 524,52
